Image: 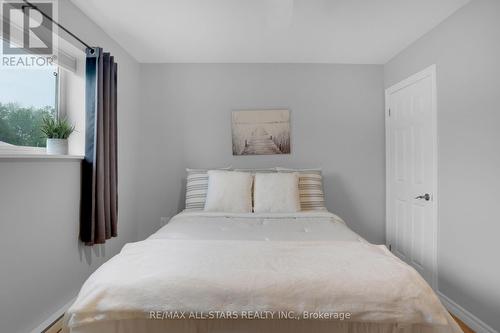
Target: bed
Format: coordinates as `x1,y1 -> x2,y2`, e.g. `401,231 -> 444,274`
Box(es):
65,211 -> 461,333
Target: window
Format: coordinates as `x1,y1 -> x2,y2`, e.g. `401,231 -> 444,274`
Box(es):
0,66 -> 59,148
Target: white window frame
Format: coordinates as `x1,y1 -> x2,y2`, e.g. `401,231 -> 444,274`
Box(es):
0,67 -> 61,155
0,17 -> 81,158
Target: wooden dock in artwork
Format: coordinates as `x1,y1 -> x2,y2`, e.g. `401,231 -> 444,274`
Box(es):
242,135 -> 282,155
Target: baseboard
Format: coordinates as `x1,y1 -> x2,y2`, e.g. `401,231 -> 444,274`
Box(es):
29,297 -> 76,333
438,292 -> 497,333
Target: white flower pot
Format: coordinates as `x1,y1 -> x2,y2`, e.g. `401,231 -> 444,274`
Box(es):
46,138 -> 68,155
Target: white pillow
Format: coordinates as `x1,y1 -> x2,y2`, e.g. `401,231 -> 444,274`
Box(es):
184,167 -> 232,211
276,168 -> 327,211
253,173 -> 301,213
204,171 -> 253,213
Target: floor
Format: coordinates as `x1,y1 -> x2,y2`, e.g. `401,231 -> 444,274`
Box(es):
451,314 -> 475,333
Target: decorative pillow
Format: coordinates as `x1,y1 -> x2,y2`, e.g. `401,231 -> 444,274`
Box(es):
276,168 -> 327,211
232,168 -> 277,208
204,171 -> 253,213
253,173 -> 301,213
185,168 -> 231,211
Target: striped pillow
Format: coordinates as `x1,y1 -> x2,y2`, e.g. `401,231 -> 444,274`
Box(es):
276,168 -> 327,211
185,168 -> 231,211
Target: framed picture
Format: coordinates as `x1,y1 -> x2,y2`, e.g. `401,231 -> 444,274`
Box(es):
232,109 -> 291,155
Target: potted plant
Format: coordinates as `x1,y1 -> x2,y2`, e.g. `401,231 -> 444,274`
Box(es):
41,116 -> 75,155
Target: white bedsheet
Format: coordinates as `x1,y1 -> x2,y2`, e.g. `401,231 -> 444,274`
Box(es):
65,211 -> 461,333
150,211 -> 364,242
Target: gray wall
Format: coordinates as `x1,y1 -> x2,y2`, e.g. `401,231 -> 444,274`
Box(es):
139,63 -> 386,244
0,2 -> 141,333
384,0 -> 500,330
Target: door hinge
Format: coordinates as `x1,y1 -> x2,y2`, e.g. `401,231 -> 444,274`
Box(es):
388,108 -> 391,117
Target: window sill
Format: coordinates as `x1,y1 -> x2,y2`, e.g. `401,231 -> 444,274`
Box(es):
0,153 -> 84,160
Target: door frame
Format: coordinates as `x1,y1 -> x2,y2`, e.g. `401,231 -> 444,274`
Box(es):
385,64 -> 438,290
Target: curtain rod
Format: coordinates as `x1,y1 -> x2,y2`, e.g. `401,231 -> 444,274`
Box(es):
22,0 -> 93,51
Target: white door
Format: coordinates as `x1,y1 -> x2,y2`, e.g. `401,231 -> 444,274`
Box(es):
386,65 -> 438,289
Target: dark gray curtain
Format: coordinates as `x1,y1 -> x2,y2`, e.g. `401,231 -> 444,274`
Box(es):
80,47 -> 118,245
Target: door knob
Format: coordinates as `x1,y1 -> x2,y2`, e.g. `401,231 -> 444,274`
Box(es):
415,193 -> 431,201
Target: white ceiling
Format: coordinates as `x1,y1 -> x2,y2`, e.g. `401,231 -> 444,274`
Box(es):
70,0 -> 470,64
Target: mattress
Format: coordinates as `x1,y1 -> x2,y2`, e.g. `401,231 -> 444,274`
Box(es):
65,211 -> 461,333
70,317 -> 462,333
150,211 -> 364,242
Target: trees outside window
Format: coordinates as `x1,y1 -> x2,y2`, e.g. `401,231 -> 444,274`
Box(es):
0,67 -> 58,148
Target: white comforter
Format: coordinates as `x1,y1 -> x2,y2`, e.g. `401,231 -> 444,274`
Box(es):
65,212 -> 457,332
150,211 -> 364,242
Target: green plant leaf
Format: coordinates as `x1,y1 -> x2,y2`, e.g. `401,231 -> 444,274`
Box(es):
40,115 -> 75,139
